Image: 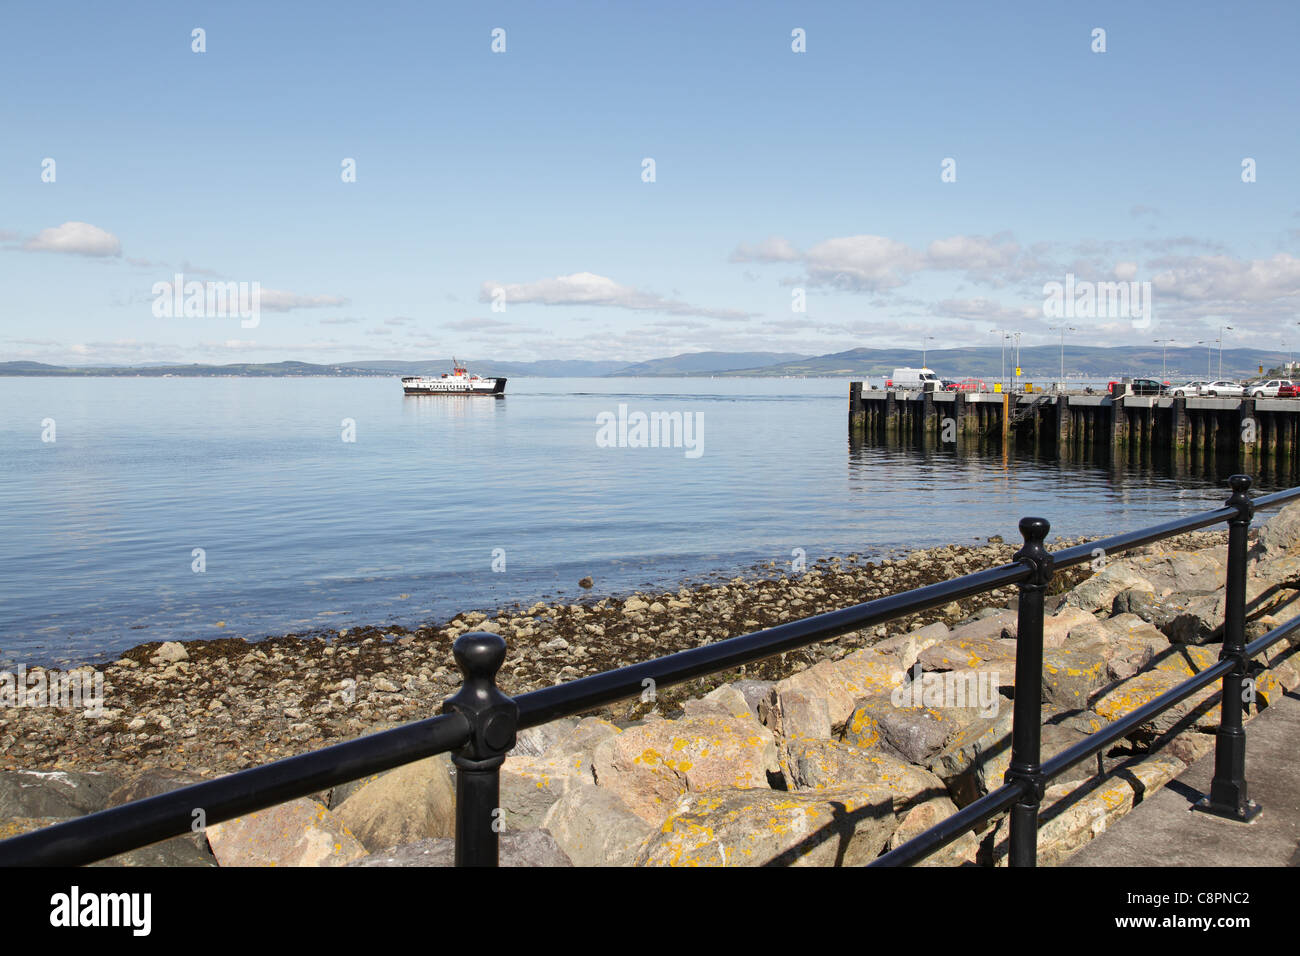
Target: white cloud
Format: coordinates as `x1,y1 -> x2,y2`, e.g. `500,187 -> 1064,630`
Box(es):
736,232 -> 1026,291
729,236 -> 802,263
479,271 -> 752,319
1151,253 -> 1300,302
802,235 -> 925,290
926,234 -> 1020,272
24,221 -> 122,257
258,289 -> 349,311
933,298 -> 1040,324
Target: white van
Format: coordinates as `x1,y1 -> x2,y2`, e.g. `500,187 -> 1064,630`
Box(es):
887,367 -> 942,389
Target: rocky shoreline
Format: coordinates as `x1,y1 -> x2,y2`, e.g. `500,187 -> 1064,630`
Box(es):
8,515 -> 1300,868
2,533 -> 1116,777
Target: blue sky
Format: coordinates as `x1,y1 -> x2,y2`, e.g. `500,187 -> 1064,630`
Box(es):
2,1 -> 1297,365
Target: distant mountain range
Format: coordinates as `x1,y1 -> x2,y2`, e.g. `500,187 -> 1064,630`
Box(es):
0,347 -> 1289,381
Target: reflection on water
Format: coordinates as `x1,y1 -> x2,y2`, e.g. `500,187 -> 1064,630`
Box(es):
402,394 -> 507,425
2,376 -> 1295,669
847,429 -> 1290,546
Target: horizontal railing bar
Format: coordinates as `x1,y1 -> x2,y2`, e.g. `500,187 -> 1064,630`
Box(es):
513,562 -> 1031,728
1039,657 -> 1234,781
1052,507 -> 1237,570
0,711 -> 471,867
1244,609 -> 1300,658
868,780 -> 1027,867
1251,486 -> 1300,511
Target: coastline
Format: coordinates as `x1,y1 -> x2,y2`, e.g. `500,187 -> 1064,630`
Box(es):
1,528 -> 1230,778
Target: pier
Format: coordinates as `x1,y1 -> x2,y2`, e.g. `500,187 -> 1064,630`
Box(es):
849,383 -> 1300,465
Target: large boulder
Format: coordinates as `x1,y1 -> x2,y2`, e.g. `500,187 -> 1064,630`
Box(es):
206,798 -> 368,866
349,830 -> 572,867
917,634 -> 1017,676
781,737 -> 948,808
592,714 -> 781,825
103,768 -> 215,866
1041,607 -> 1101,648
924,706 -> 1014,801
870,622 -> 950,671
887,796 -> 980,866
635,786 -> 900,867
1091,669 -> 1220,736
105,768 -> 207,807
683,684 -> 755,721
1041,644 -> 1110,710
1081,614 -> 1170,681
545,717 -> 622,758
1162,592 -> 1226,645
542,783 -> 654,866
1252,501 -> 1300,561
332,754 -> 456,852
1063,562 -> 1156,614
0,770 -> 122,818
499,753 -> 592,830
1111,589 -> 1216,634
510,717 -> 578,758
842,691 -> 996,770
946,611 -> 1017,643
759,686 -> 832,742
766,650 -> 900,731
1132,549 -> 1226,595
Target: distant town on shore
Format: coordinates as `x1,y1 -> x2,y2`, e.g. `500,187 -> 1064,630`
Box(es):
1,346 -> 1292,381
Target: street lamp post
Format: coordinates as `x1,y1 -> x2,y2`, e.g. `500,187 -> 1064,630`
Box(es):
989,329 -> 1009,392
922,335 -> 935,370
1154,338 -> 1175,383
1048,325 -> 1074,392
1219,325 -> 1233,379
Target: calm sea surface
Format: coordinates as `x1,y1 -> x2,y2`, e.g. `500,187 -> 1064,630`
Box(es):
0,377 -> 1282,668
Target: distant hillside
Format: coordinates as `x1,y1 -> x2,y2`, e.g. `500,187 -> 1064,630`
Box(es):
611,351 -> 809,376
0,346 -> 1287,380
345,358 -> 628,377
0,360 -> 384,378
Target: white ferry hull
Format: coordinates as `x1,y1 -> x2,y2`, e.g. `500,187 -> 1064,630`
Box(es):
401,376 -> 506,396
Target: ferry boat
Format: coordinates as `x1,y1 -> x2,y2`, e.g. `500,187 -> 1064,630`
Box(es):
401,360 -> 506,396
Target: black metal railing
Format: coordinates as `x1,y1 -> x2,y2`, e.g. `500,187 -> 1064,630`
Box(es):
2,475 -> 1298,867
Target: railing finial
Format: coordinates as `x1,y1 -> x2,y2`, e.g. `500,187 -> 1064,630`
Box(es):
443,632 -> 518,865
1014,517 -> 1053,587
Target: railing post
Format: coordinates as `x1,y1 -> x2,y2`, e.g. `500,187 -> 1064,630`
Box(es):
442,632 -> 518,865
1194,474 -> 1262,822
1005,516 -> 1053,866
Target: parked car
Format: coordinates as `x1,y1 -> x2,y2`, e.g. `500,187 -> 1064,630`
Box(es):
1278,383 -> 1300,398
1247,379 -> 1294,398
1170,380 -> 1208,396
946,377 -> 986,392
1129,379 -> 1168,396
1201,380 -> 1245,397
